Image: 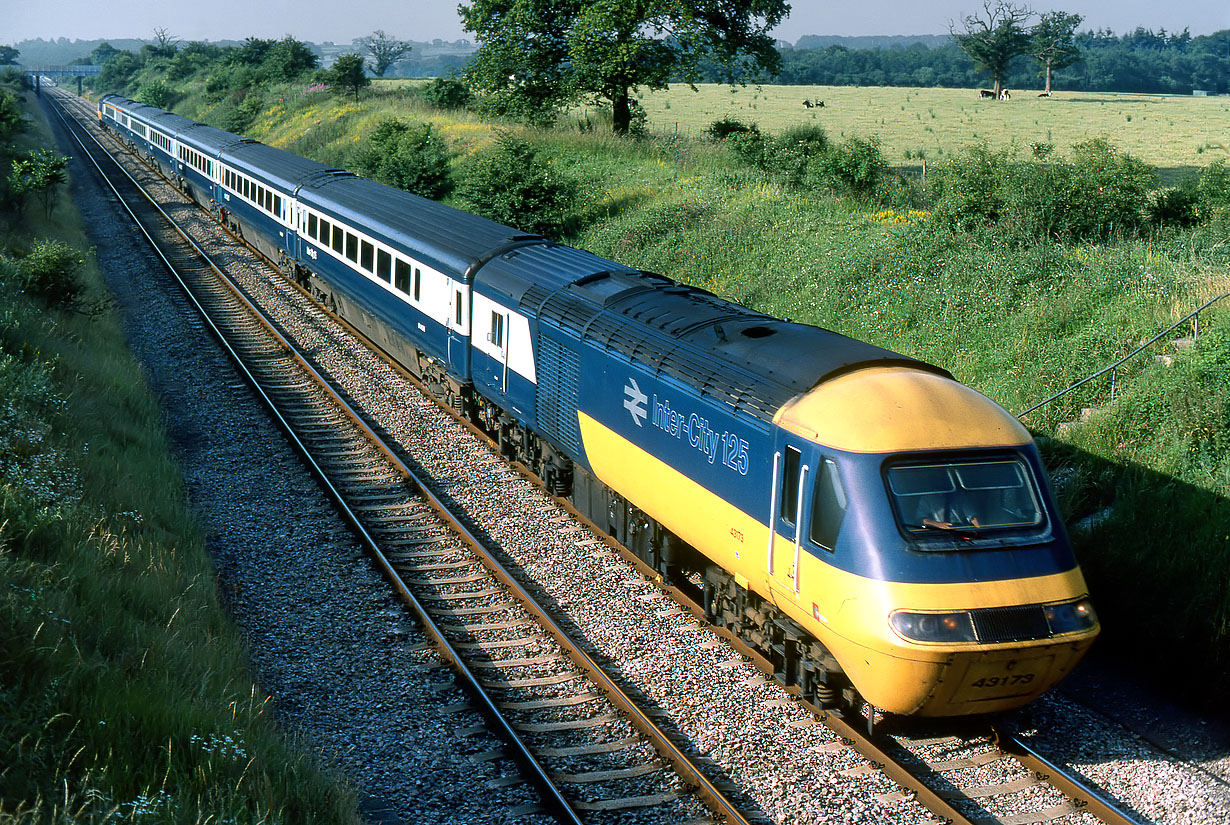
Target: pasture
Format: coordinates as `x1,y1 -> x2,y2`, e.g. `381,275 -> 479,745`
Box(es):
628,84 -> 1230,174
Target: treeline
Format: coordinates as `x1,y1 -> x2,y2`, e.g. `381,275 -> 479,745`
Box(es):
776,27 -> 1230,94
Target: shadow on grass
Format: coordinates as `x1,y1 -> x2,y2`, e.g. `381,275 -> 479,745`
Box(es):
1038,436 -> 1230,718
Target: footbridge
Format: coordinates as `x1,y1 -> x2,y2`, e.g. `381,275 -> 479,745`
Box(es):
22,65 -> 103,95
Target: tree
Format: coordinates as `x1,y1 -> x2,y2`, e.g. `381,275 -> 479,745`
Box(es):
150,27 -> 180,58
323,53 -> 370,102
1030,11 -> 1082,95
89,42 -> 120,65
0,46 -> 19,66
460,0 -> 789,134
362,30 -> 412,78
950,1 -> 1033,98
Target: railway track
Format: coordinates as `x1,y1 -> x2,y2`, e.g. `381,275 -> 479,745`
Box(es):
48,88 -> 1150,825
45,88 -> 753,825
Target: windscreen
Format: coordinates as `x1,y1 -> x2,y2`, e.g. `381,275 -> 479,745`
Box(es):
887,458 -> 1043,534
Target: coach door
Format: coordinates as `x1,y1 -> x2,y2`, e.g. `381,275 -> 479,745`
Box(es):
447,285 -> 469,378
769,438 -> 810,598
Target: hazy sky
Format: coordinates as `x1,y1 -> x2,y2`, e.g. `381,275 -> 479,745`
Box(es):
7,1 -> 1229,46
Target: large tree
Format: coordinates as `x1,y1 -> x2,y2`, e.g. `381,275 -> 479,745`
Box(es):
0,45 -> 20,66
1030,11 -> 1082,95
362,30 -> 412,78
460,0 -> 790,134
950,1 -> 1033,98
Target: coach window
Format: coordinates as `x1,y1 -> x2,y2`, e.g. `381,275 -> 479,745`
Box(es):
455,291 -> 464,326
318,218 -> 330,245
331,225 -> 344,254
376,250 -> 391,282
273,195 -> 282,219
490,311 -> 504,348
394,259 -> 411,293
360,240 -> 374,272
413,268 -> 421,301
809,459 -> 846,552
345,233 -> 359,263
308,213 -> 317,238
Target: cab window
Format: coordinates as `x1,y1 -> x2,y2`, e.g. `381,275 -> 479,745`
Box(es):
888,458 -> 1043,534
809,459 -> 846,551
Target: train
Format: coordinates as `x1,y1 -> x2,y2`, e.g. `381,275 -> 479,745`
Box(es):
98,93 -> 1099,718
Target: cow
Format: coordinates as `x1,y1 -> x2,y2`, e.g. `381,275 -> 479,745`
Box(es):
802,99 -> 825,109
979,89 -> 996,99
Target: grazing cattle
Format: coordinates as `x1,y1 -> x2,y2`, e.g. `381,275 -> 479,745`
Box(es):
1000,89 -> 1011,100
979,89 -> 996,99
803,99 -> 814,108
1038,91 -> 1051,98
802,99 -> 825,109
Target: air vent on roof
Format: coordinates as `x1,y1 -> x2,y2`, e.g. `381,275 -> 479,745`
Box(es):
741,325 -> 775,339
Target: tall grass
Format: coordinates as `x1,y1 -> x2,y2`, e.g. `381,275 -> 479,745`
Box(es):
1,95 -> 358,823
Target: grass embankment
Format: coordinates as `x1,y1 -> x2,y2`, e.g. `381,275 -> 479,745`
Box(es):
156,79 -> 1230,702
1,92 -> 357,821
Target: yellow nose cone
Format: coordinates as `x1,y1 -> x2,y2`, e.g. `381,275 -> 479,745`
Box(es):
775,367 -> 1032,453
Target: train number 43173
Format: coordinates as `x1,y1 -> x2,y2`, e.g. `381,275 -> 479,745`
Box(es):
970,673 -> 1035,688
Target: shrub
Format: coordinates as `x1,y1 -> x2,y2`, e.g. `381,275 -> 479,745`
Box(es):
455,132 -> 575,238
818,135 -> 887,199
1197,160 -> 1230,215
928,140 -> 1154,243
351,119 -> 452,200
14,240 -> 86,309
423,77 -> 471,110
137,79 -> 175,110
705,116 -> 759,141
763,124 -> 829,186
219,92 -> 265,134
1148,185 -> 1202,229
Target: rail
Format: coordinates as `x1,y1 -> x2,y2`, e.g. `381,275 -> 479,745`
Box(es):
1016,290 -> 1230,419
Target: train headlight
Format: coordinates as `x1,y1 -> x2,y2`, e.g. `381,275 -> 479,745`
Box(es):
1043,598 -> 1097,635
889,610 -> 977,643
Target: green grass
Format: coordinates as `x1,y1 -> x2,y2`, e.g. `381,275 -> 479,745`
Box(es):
1,91 -> 358,823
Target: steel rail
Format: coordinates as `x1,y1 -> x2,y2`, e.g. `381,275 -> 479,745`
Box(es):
992,726 -> 1142,825
44,90 -> 583,825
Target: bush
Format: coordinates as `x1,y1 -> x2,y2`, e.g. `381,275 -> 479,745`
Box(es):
423,77 -> 471,110
455,132 -> 576,238
818,135 -> 887,199
761,124 -> 829,186
351,119 -> 452,200
928,139 -> 1155,243
14,240 -> 86,309
137,79 -> 175,110
705,116 -> 760,141
1149,185 -> 1202,228
1197,160 -> 1230,215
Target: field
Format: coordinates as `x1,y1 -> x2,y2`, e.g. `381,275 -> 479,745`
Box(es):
626,83 -> 1230,175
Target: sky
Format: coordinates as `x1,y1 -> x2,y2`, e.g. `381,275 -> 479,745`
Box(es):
6,0 -> 1229,46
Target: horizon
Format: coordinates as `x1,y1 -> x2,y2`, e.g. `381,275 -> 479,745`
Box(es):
6,1 -> 1229,49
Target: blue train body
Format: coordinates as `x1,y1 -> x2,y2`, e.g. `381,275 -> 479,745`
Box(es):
98,93 -> 1099,717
